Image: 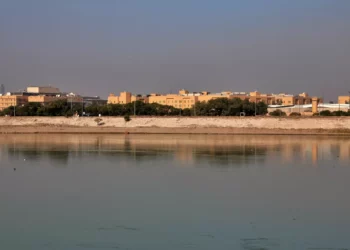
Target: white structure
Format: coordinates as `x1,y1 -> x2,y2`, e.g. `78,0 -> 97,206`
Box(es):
268,103 -> 349,115
27,86 -> 60,94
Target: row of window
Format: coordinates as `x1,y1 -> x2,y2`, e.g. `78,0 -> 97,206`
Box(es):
152,100 -> 195,104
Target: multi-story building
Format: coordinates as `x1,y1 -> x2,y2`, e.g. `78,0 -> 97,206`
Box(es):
0,94 -> 28,111
28,95 -> 83,104
107,89 -> 323,109
148,93 -> 197,109
27,86 -> 60,94
0,86 -> 84,111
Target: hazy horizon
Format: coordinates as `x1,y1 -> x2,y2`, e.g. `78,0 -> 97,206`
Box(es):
1,0 -> 350,101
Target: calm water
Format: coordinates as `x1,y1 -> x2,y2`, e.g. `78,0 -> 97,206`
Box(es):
0,134 -> 349,250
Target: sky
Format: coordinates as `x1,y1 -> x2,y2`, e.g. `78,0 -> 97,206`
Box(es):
0,0 -> 349,101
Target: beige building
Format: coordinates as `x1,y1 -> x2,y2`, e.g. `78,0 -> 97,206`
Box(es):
0,95 -> 28,111
27,86 -> 60,94
338,96 -> 350,104
148,93 -> 197,109
108,89 -> 324,109
270,92 -> 316,106
28,95 -> 83,104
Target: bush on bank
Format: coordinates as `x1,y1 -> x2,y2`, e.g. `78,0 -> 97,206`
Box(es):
0,98 -> 268,117
320,110 -> 350,116
269,109 -> 287,117
289,112 -> 301,117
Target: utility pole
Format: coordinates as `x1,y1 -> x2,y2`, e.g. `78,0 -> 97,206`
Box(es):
134,101 -> 136,116
14,105 -> 16,117
254,98 -> 257,116
81,97 -> 84,116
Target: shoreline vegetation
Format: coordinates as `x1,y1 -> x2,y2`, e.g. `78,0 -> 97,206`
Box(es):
0,98 -> 269,117
0,116 -> 349,135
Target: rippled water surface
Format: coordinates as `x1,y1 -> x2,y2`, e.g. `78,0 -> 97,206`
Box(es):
0,134 -> 349,250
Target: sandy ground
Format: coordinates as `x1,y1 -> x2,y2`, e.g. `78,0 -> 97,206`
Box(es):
0,116 -> 350,135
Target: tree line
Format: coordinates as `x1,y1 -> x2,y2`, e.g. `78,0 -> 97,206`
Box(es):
0,98 -> 268,117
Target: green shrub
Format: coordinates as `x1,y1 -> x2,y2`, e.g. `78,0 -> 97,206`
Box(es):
289,112 -> 301,117
124,114 -> 131,122
269,109 -> 286,117
320,110 -> 332,116
332,110 -> 349,116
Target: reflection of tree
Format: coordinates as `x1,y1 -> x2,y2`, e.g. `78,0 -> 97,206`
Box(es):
4,135 -> 349,169
192,145 -> 268,167
5,142 -> 270,168
8,148 -> 69,166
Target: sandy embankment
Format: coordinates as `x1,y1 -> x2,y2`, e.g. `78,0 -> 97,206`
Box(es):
0,116 -> 350,135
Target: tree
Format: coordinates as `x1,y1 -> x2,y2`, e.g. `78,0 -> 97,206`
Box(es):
256,102 -> 268,115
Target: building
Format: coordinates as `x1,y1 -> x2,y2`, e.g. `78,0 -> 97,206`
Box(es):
338,96 -> 350,105
28,95 -> 83,104
249,91 -> 274,105
107,89 -> 324,110
148,92 -> 197,109
82,96 -> 107,106
0,94 -> 28,111
27,86 -> 60,95
269,92 -> 316,106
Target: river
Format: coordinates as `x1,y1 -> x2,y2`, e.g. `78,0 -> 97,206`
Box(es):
0,134 -> 349,250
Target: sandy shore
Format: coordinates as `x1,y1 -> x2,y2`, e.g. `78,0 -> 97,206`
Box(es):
0,116 -> 350,135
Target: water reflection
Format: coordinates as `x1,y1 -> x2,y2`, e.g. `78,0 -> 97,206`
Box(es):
0,134 -> 349,167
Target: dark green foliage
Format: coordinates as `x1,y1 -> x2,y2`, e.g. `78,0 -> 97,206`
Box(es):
181,108 -> 192,116
124,114 -> 131,122
331,110 -> 349,116
0,98 -> 268,117
289,112 -> 301,117
319,110 -> 349,116
193,98 -> 267,116
319,110 -> 332,116
269,109 -> 287,116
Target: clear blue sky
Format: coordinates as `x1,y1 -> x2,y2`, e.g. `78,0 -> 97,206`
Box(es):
1,0 -> 349,101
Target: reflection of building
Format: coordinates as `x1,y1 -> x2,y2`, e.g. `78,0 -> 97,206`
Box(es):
174,146 -> 194,164
312,143 -> 318,166
339,145 -> 350,161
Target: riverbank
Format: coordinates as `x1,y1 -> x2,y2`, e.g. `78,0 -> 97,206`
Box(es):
0,116 -> 350,135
